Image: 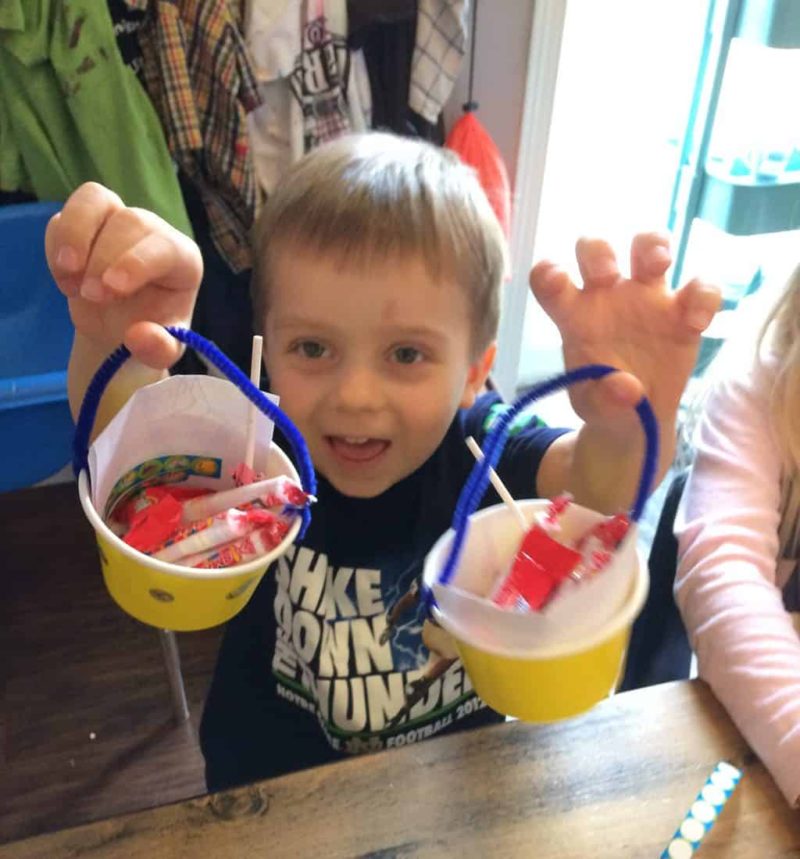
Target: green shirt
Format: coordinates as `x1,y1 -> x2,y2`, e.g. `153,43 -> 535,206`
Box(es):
0,0 -> 192,236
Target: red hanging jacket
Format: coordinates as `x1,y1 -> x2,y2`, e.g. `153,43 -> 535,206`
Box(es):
445,110 -> 512,238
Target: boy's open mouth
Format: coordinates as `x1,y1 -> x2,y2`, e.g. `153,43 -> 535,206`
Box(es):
326,436 -> 390,463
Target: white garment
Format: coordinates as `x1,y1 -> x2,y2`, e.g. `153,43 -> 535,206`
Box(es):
409,0 -> 468,124
246,0 -> 371,195
247,0 -> 298,80
674,348 -> 800,808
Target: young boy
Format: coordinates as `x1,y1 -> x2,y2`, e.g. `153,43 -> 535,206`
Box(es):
47,133 -> 720,791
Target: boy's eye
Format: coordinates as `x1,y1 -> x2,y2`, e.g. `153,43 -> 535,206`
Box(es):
392,346 -> 424,365
292,340 -> 328,359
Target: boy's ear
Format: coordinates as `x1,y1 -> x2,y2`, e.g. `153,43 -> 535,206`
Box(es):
460,341 -> 497,409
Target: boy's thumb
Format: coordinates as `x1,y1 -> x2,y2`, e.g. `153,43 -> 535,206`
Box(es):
124,321 -> 185,371
603,371 -> 644,407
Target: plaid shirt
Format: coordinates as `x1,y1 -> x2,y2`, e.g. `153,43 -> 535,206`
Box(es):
409,0 -> 467,125
129,0 -> 261,272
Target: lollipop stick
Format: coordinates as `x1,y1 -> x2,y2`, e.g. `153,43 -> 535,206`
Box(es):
465,436 -> 528,532
244,335 -> 264,469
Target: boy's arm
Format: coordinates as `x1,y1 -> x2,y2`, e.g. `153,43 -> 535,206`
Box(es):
531,232 -> 720,513
46,182 -> 202,437
67,332 -> 166,429
536,419 -> 674,514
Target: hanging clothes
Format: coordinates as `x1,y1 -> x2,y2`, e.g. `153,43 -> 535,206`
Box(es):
443,0 -> 511,237
0,1 -> 191,236
172,173 -> 256,377
446,111 -> 511,237
246,0 -> 371,196
347,0 -> 443,142
107,0 -> 146,78
135,0 -> 262,273
408,0 -> 468,125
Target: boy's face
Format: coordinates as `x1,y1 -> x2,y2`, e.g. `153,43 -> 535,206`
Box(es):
263,249 -> 495,498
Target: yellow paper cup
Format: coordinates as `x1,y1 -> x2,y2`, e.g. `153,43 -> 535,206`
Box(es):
73,328 -> 315,632
78,445 -> 302,631
425,364 -> 657,721
423,502 -> 649,723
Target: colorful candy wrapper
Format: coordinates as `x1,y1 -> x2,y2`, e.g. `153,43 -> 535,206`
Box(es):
122,495 -> 183,551
491,495 -> 580,611
117,475 -> 310,555
152,508 -> 280,564
540,493 -> 572,532
114,485 -> 212,547
145,514 -> 216,551
572,512 -> 630,581
181,474 -> 312,521
113,485 -> 212,526
491,527 -> 582,610
181,518 -> 291,569
232,461 -> 261,487
490,497 -> 630,612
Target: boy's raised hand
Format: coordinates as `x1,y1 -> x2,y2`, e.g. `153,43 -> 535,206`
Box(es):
529,232 -> 720,437
45,182 -> 202,370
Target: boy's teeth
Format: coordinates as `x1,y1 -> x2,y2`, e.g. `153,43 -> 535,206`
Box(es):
343,437 -> 369,445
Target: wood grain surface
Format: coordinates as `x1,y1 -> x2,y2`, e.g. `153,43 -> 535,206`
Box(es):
4,681 -> 799,859
1,483 -> 220,843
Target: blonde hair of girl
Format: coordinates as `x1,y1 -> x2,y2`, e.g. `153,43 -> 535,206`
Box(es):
679,264 -> 800,558
759,264 -> 800,558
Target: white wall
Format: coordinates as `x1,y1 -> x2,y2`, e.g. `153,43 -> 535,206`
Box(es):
443,1 -> 536,183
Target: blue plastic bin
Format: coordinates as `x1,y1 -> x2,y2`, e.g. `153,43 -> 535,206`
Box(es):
0,201 -> 74,492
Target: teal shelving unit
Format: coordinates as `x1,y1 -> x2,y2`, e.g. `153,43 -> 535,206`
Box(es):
668,0 -> 800,287
737,0 -> 800,47
699,166 -> 800,234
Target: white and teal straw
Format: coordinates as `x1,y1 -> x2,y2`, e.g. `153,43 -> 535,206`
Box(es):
660,761 -> 742,858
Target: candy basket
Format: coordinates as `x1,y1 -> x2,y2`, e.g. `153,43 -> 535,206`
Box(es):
422,365 -> 656,721
73,327 -> 315,632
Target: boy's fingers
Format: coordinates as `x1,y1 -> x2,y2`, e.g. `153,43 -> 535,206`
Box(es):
675,278 -> 722,333
124,321 -> 185,370
529,261 -> 575,321
45,183 -> 124,281
101,227 -> 203,298
630,232 -> 672,283
575,238 -> 620,290
44,215 -> 78,297
76,207 -> 151,304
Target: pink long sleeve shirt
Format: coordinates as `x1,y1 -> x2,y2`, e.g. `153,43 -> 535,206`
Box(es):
674,351 -> 800,808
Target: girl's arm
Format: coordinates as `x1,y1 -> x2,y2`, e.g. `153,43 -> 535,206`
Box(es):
675,356 -> 800,808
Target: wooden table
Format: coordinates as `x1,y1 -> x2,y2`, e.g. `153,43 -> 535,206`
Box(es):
1,483 -> 219,844
3,680 -> 798,859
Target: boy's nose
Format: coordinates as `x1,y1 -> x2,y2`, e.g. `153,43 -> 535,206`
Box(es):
332,364 -> 385,412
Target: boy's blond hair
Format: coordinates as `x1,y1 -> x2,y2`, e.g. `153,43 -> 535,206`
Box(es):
252,133 -> 508,356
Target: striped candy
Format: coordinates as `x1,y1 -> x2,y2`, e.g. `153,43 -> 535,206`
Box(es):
660,761 -> 743,859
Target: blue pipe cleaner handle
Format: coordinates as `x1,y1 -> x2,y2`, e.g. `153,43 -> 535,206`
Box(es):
434,364 -> 659,590
72,326 -> 317,539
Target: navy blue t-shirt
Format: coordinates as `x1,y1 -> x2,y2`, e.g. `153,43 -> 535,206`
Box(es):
199,393 -> 565,791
